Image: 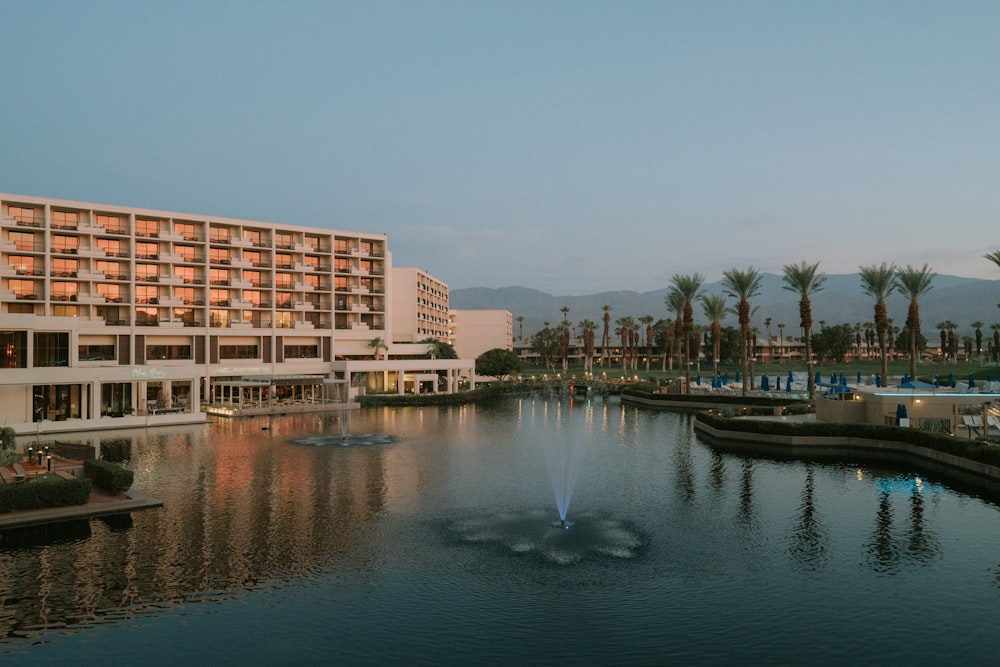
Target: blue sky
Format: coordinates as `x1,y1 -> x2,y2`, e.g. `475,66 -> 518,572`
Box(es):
2,1 -> 998,294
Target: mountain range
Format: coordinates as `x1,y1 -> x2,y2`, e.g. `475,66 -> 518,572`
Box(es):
451,274 -> 1000,339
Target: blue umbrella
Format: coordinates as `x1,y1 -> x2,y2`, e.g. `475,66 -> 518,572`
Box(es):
934,376 -> 940,388
761,375 -> 769,391
830,372 -> 836,384
787,370 -> 794,387
735,371 -> 741,383
875,373 -> 882,388
696,374 -> 701,386
969,374 -> 976,389
815,371 -> 821,385
723,371 -> 728,384
857,370 -> 862,385
896,403 -> 908,425
948,373 -> 954,387
776,376 -> 782,391
841,372 -> 847,386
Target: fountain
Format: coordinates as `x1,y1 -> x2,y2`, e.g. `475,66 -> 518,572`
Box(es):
539,398 -> 591,526
288,411 -> 395,447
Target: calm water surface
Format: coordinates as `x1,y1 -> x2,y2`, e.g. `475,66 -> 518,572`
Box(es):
2,395 -> 1000,664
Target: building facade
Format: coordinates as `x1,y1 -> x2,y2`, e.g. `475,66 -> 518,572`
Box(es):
389,267 -> 450,343
0,193 -> 472,432
449,309 -> 513,362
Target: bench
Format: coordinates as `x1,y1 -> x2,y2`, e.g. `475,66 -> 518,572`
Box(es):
0,466 -> 13,485
11,462 -> 29,483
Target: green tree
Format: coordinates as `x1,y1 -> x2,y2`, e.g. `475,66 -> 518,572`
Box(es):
669,273 -> 705,394
600,305 -> 611,367
531,324 -> 560,370
894,263 -> 935,379
367,337 -> 387,360
476,348 -> 522,381
782,260 -> 826,399
811,323 -> 855,363
721,267 -> 763,396
639,314 -> 655,373
420,338 -> 457,360
973,321 -> 984,361
859,262 -> 897,383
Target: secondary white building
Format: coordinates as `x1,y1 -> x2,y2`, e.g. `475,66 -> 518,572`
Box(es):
390,267 -> 450,343
0,193 -> 473,432
449,309 -> 513,361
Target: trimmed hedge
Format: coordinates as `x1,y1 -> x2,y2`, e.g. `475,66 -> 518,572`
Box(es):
695,411 -> 1000,467
84,458 -> 134,494
622,387 -> 810,410
0,476 -> 92,513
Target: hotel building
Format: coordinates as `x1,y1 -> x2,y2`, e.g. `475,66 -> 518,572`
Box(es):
0,194 -> 473,433
390,267 -> 450,343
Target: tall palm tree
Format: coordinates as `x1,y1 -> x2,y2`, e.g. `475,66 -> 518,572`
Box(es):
701,294 -> 728,383
721,267 -> 763,396
894,263 -> 935,380
639,314 -> 655,372
615,316 -> 636,373
664,290 -> 684,372
578,319 -> 597,373
557,321 -> 570,373
782,261 -> 826,399
777,323 -> 785,363
992,323 -> 1000,364
669,273 -> 705,394
516,315 -> 524,341
764,317 -> 773,364
600,305 -> 611,367
859,262 -> 897,383
973,321 -> 984,362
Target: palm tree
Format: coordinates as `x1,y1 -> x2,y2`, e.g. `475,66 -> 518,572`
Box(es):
639,314 -> 655,372
782,261 -> 826,399
721,267 -> 763,396
894,263 -> 935,380
669,273 -> 705,394
600,305 -> 611,367
615,316 -> 636,373
764,317 -> 773,364
992,323 -> 1000,364
859,262 -> 897,383
516,315 -> 524,341
664,290 -> 684,372
578,319 -> 597,373
367,336 -> 387,360
701,294 -> 728,383
973,321 -> 984,362
557,321 -> 570,373
777,323 -> 785,363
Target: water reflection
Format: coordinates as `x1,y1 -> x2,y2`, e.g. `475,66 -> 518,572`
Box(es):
2,399 -> 999,659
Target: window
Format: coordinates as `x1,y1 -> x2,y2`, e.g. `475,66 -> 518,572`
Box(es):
8,206 -> 41,225
176,266 -> 197,284
244,270 -> 262,287
0,331 -> 27,368
97,237 -> 126,257
136,285 -> 158,304
219,344 -> 259,359
34,332 -> 69,367
146,345 -> 192,360
175,222 -> 198,241
176,245 -> 198,262
176,287 -> 198,305
7,303 -> 34,315
136,241 -> 158,259
135,307 -> 158,325
9,279 -> 38,299
95,214 -> 125,234
334,239 -> 350,254
275,273 -> 293,289
275,253 -> 292,268
284,344 -> 319,359
243,290 -> 262,307
275,232 -> 293,249
210,268 -> 229,285
209,225 -> 230,243
51,281 -> 78,301
136,264 -> 158,281
9,231 -> 39,252
243,229 -> 263,246
244,250 -> 264,267
210,289 -> 230,306
51,210 -> 78,229
52,235 -> 79,254
51,257 -> 78,277
209,310 -> 229,327
210,247 -> 231,264
79,344 -> 115,361
305,274 -> 320,289
96,260 -> 127,280
136,218 -> 159,237
96,283 -> 122,302
9,255 -> 38,275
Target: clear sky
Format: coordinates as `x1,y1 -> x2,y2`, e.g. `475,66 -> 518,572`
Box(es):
2,1 -> 998,295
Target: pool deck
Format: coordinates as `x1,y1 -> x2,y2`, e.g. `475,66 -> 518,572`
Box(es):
0,488 -> 163,530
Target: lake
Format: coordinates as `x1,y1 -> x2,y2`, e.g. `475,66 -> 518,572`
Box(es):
2,394 -> 1000,664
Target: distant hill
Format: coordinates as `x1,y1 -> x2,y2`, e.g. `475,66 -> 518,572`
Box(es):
451,274 -> 1000,339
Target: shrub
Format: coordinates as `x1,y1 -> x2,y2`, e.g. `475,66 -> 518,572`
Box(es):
0,476 -> 92,513
84,458 -> 134,494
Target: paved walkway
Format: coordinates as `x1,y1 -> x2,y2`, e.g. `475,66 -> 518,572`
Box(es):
0,489 -> 163,530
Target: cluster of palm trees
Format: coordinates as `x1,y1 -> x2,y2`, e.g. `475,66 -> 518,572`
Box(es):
525,260 -> 950,400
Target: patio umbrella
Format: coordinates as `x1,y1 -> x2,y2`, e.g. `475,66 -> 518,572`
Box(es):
696,374 -> 701,386
735,371 -> 741,383
815,371 -> 821,385
776,376 -> 782,391
896,403 -> 907,425
760,375 -> 769,391
723,371 -> 728,384
830,372 -> 836,384
857,370 -> 862,385
787,370 -> 794,388
841,373 -> 847,386
969,374 -> 976,389
875,373 -> 882,388
948,373 -> 954,387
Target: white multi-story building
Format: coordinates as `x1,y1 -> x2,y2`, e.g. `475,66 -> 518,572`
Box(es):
449,309 -> 513,362
0,194 -> 473,433
390,267 -> 450,343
